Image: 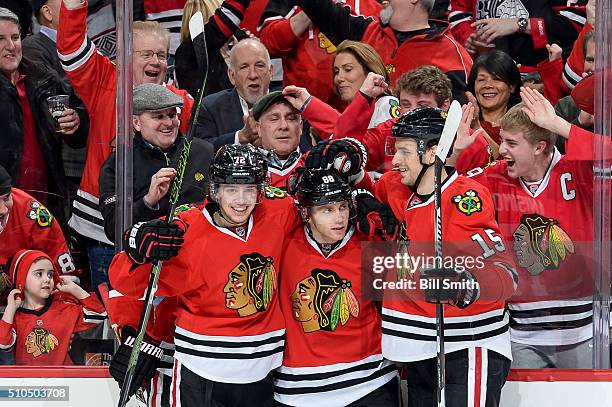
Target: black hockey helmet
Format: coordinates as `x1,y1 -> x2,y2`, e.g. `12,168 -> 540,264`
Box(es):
210,144 -> 269,185
388,107 -> 447,156
209,144 -> 269,203
287,168 -> 354,220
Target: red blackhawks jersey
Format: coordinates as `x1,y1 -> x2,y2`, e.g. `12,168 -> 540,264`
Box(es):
467,127 -> 597,346
56,0 -> 194,243
0,188 -> 75,275
360,170 -> 516,361
275,226 -> 397,406
0,294 -> 106,365
109,195 -> 300,383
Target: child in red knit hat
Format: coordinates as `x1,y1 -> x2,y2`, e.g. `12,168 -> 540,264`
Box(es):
0,249 -> 107,365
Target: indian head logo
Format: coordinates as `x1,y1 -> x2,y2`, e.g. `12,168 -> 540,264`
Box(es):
25,327 -> 59,357
223,253 -> 277,317
291,269 -> 359,333
513,214 -> 575,276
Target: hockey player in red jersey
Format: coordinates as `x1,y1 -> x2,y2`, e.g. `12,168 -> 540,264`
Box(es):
0,166 -> 77,282
108,143 -> 396,405
460,86 -> 602,368
109,144 -> 297,406
0,249 -> 106,365
276,168 -> 398,406
338,107 -> 517,407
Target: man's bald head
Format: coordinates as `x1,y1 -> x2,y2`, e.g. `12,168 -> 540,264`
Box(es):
228,39 -> 273,106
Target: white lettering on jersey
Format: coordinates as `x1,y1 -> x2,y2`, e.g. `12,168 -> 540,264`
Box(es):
560,172 -> 576,201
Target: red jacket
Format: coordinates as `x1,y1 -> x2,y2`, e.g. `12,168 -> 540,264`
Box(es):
57,0 -> 193,243
0,188 -> 75,276
259,0 -> 381,106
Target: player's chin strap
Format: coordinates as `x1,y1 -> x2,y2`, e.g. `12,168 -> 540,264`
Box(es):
412,156 -> 434,194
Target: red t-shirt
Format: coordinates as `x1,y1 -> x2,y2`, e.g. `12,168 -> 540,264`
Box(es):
16,74 -> 47,203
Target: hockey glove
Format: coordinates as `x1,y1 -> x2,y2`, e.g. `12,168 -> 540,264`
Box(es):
123,219 -> 184,264
420,266 -> 480,309
352,189 -> 398,241
305,138 -> 367,179
109,326 -> 164,398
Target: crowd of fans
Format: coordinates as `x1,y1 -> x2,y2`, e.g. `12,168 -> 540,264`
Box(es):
0,0 -> 607,404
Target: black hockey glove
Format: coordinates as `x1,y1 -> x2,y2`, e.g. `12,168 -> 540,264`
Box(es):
352,189 -> 398,241
123,219 -> 184,264
420,267 -> 480,309
305,138 -> 367,179
109,326 -> 164,398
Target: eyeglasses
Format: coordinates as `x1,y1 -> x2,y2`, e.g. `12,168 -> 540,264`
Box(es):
134,50 -> 168,62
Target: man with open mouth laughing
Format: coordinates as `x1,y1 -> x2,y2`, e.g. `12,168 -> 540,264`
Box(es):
463,86 -> 600,369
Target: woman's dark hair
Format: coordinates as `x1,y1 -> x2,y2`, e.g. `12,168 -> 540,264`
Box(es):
467,50 -> 522,111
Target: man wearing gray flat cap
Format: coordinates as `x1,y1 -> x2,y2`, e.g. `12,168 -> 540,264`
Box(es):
98,84 -> 214,242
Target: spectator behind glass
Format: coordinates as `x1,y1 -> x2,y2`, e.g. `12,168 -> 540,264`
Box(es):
0,7 -> 88,226
98,84 -> 214,242
23,0 -> 88,217
258,0 -> 381,108
195,38 -> 273,149
332,40 -> 399,128
56,0 -> 196,300
174,0 -> 251,98
0,250 -> 106,365
466,50 -> 521,156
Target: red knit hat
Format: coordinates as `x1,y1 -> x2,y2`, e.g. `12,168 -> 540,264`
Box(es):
8,250 -> 60,291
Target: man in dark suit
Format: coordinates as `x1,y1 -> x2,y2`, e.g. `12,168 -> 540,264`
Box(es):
196,38 -> 273,150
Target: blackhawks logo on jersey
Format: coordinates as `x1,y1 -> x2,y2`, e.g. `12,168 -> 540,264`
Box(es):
395,221 -> 414,281
452,190 -> 482,216
223,253 -> 277,317
27,200 -> 53,227
291,269 -> 359,333
389,99 -> 401,119
264,186 -> 287,199
25,327 -> 59,357
513,214 -> 575,276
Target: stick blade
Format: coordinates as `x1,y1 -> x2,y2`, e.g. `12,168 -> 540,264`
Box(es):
436,100 -> 462,162
189,11 -> 204,40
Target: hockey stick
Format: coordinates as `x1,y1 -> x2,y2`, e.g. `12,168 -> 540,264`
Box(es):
433,100 -> 462,407
117,12 -> 209,407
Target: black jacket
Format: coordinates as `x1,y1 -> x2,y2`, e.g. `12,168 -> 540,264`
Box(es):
98,133 -> 214,242
195,88 -> 245,149
0,56 -> 89,221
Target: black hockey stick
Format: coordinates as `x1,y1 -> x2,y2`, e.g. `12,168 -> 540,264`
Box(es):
117,12 -> 209,407
433,100 -> 462,407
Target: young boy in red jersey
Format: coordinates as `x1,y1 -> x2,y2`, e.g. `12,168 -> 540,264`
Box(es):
0,249 -> 106,365
276,168 -> 398,406
460,86 -> 603,368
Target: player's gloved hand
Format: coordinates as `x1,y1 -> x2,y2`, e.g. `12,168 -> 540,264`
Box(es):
123,219 -> 184,264
109,326 -> 164,398
305,138 -> 367,179
420,266 -> 480,308
352,189 -> 398,240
